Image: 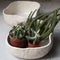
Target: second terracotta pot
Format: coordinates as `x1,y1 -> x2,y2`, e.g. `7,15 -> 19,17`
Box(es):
28,41 -> 42,48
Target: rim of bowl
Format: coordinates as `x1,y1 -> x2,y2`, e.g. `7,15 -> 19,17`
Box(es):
6,33 -> 52,50
3,1 -> 40,16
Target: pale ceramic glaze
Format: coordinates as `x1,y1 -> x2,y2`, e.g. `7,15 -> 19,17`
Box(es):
6,33 -> 53,59
3,1 -> 40,26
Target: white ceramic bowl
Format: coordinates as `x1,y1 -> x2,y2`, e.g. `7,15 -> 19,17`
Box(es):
3,1 -> 40,26
6,33 -> 53,59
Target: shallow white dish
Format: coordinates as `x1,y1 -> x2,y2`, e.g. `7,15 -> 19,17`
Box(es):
6,33 -> 53,59
3,1 -> 40,26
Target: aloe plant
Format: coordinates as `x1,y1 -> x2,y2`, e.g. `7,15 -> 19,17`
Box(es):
26,8 -> 60,45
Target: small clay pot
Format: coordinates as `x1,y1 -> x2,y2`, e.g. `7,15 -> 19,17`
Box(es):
8,35 -> 28,48
28,41 -> 42,48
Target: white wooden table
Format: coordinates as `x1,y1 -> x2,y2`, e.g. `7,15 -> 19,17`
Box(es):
0,0 -> 60,60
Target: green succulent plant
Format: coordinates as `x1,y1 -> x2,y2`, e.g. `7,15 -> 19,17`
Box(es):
10,23 -> 26,39
10,8 -> 60,45
25,8 -> 60,45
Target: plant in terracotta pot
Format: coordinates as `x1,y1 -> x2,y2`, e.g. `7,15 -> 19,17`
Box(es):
25,8 -> 60,48
8,8 -> 60,48
8,23 -> 28,48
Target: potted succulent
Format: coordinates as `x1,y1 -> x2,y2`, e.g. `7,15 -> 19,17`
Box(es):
25,8 -> 60,47
7,8 -> 60,59
8,8 -> 60,48
8,23 -> 28,48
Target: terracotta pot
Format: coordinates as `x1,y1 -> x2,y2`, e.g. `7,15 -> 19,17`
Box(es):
28,41 -> 42,48
8,35 -> 28,48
